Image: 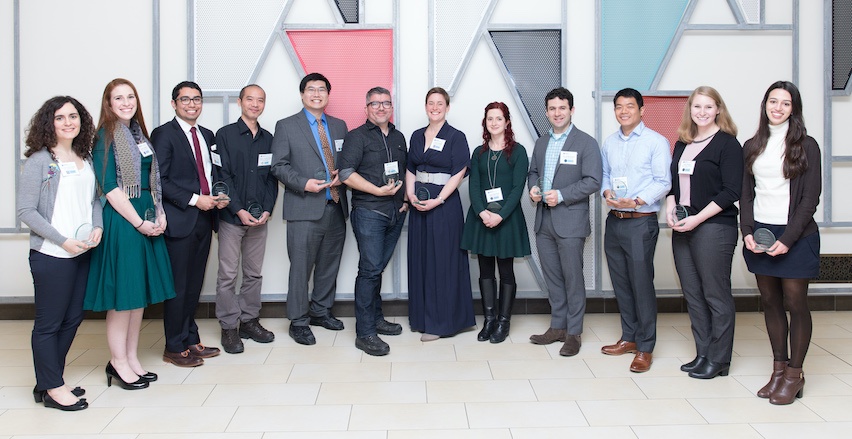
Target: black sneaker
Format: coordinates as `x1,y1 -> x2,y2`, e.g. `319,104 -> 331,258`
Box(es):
355,335 -> 390,356
221,328 -> 244,354
375,319 -> 403,336
239,318 -> 275,343
288,324 -> 316,345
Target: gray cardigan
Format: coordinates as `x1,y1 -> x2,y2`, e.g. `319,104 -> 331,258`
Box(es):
17,149 -> 103,252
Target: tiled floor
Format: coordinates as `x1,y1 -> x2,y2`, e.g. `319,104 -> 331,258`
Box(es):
1,311 -> 851,438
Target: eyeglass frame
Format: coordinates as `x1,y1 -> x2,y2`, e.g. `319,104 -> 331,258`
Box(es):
367,101 -> 393,109
175,96 -> 203,105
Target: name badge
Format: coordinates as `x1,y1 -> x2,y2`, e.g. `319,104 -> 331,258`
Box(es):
384,161 -> 399,175
138,142 -> 153,157
58,161 -> 79,176
211,152 -> 222,167
485,188 -> 504,203
559,151 -> 578,165
334,139 -> 344,152
678,160 -> 696,175
258,153 -> 272,167
210,143 -> 217,151
429,138 -> 446,152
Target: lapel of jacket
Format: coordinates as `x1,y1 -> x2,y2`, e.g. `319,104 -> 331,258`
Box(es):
553,128 -> 577,180
297,110 -> 324,162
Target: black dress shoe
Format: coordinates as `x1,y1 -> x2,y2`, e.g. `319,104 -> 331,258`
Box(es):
240,318 -> 275,343
310,314 -> 344,331
376,319 -> 403,336
106,362 -> 149,390
43,393 -> 88,411
222,328 -> 245,354
139,372 -> 158,382
688,360 -> 730,379
355,335 -> 390,356
34,386 -> 85,403
680,356 -> 707,373
289,324 -> 317,345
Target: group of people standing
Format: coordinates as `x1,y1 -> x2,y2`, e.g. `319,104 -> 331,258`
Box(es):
17,74 -> 819,411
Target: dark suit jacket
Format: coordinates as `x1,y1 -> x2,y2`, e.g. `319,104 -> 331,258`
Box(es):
151,117 -> 219,238
271,110 -> 349,221
527,126 -> 602,238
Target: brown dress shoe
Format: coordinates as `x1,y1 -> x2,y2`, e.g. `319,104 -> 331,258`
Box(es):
601,339 -> 638,356
529,328 -> 566,345
629,351 -> 653,373
163,349 -> 203,367
559,334 -> 582,357
757,360 -> 787,398
187,343 -> 221,358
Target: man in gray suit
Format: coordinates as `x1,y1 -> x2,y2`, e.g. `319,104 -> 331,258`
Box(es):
271,73 -> 349,345
527,87 -> 602,357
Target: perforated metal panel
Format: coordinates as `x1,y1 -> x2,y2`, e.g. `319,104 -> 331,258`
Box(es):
193,0 -> 286,91
335,0 -> 359,24
432,0 -> 492,87
490,31 -> 561,138
833,0 -> 852,90
736,0 -> 761,24
642,96 -> 688,154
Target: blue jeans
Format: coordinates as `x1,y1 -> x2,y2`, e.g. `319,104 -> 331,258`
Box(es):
351,207 -> 406,337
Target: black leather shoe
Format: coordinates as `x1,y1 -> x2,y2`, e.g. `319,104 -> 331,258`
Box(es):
680,356 -> 707,373
376,319 -> 403,336
43,393 -> 88,411
310,314 -> 344,331
240,318 -> 275,343
688,360 -> 730,379
355,335 -> 390,356
33,386 -> 85,403
222,328 -> 245,354
106,362 -> 149,390
289,324 -> 317,345
139,372 -> 157,382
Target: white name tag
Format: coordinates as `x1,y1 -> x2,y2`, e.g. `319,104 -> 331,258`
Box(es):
560,151 -> 578,165
384,161 -> 399,175
678,160 -> 696,175
210,143 -> 217,151
211,152 -> 222,166
334,139 -> 344,152
429,138 -> 446,152
58,161 -> 79,176
138,142 -> 153,157
258,153 -> 272,167
485,188 -> 504,202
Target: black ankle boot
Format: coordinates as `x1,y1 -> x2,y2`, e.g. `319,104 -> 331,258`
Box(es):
490,283 -> 516,343
477,278 -> 498,342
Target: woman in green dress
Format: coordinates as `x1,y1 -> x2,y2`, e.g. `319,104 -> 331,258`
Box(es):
461,102 -> 531,343
84,78 -> 175,390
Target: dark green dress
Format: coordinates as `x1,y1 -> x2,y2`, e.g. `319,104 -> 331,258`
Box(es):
461,144 -> 531,258
84,130 -> 176,311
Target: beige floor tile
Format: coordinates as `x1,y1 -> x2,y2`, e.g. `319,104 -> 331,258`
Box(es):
102,406 -> 235,434
0,386 -> 48,410
837,373 -> 852,387
14,435 -> 138,439
632,376 -> 753,399
289,362 -> 390,383
0,365 -> 94,387
361,344 -> 456,363
583,356 -> 685,378
726,356 -> 776,375
732,324 -> 769,339
751,421 -> 852,438
687,397 -> 823,423
69,332 -> 163,350
0,350 -> 32,367
136,434 -> 262,439
226,405 -> 351,432
348,403 -> 467,430
388,429 -> 511,439
198,348 -> 273,366
427,379 -> 535,403
803,354 -> 852,374
0,320 -> 35,334
488,359 -> 594,379
812,324 -> 852,339
656,313 -> 693,326
454,342 -> 550,361
731,339 -> 773,357
264,432 -> 385,439
733,313 -> 770,326
0,335 -> 32,350
265,346 -> 364,364
531,377 -> 646,401
182,364 -> 294,385
317,381 -> 425,404
510,426 -> 637,439
75,319 -> 109,334
391,361 -> 492,381
648,339 -> 699,358
203,383 -> 319,406
813,338 -> 852,355
466,401 -> 586,428
632,424 -> 763,439
578,399 -> 706,426
799,396 -> 852,421
91,384 -> 214,407
0,407 -> 121,435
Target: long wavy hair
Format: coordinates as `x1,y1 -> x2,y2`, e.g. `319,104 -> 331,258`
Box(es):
677,85 -> 737,144
97,78 -> 149,148
744,81 -> 808,179
24,96 -> 95,158
480,102 -> 516,159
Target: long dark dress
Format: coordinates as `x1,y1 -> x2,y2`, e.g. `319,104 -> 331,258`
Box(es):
84,128 -> 176,311
461,144 -> 532,258
407,122 -> 475,336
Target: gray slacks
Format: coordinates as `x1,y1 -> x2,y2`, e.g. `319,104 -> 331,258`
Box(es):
536,209 -> 587,335
215,220 -> 268,329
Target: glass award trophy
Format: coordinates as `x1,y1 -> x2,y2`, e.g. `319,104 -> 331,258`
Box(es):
753,227 -> 776,251
534,177 -> 550,196
673,205 -> 689,222
144,207 -> 158,226
486,201 -> 502,213
612,184 -> 628,199
314,167 -> 331,185
247,202 -> 263,219
212,181 -> 229,200
415,187 -> 431,205
383,171 -> 400,187
74,223 -> 94,246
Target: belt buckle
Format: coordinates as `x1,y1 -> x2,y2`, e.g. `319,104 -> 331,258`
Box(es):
614,210 -> 627,219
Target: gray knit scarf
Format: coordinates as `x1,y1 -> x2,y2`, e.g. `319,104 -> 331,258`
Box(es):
112,121 -> 163,207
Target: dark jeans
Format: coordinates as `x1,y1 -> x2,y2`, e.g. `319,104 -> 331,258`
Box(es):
351,207 -> 406,338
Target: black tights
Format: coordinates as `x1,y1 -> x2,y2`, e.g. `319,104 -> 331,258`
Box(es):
478,256 -> 515,285
756,275 -> 812,368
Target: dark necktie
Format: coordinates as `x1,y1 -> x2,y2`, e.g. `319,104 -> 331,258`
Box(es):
190,126 -> 210,195
316,121 -> 339,203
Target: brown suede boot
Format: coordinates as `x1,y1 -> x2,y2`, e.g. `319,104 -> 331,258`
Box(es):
769,366 -> 804,405
756,360 -> 787,398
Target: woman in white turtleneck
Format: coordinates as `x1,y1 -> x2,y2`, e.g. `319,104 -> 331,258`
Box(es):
741,81 -> 822,405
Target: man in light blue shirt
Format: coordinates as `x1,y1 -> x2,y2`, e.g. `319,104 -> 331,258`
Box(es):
599,88 -> 671,373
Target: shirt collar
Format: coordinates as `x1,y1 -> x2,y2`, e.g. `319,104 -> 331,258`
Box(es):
303,108 -> 325,126
174,116 -> 197,134
619,121 -> 646,140
236,117 -> 262,135
365,119 -> 395,133
549,123 -> 573,141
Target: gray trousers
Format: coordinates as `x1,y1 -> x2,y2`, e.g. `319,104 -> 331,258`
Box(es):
215,220 -> 268,329
673,222 -> 737,363
286,203 -> 346,326
604,214 -> 659,353
536,209 -> 587,335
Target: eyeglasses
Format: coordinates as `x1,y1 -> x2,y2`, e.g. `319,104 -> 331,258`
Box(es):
368,101 -> 393,109
305,87 -> 328,95
176,96 -> 203,105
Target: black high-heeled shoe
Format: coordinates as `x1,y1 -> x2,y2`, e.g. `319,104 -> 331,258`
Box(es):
688,360 -> 730,379
43,393 -> 88,411
33,386 -> 85,403
105,362 -> 149,390
680,356 -> 707,373
139,371 -> 158,382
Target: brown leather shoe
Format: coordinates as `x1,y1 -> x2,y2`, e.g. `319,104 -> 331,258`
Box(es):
559,334 -> 582,357
629,351 -> 653,373
187,343 -> 220,359
601,339 -> 638,356
529,328 -> 566,345
163,349 -> 203,367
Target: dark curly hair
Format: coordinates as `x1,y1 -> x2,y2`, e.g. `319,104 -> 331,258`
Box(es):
24,96 -> 95,158
480,102 -> 516,159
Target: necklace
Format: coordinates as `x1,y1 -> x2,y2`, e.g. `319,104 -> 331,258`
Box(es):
693,129 -> 719,144
487,149 -> 502,189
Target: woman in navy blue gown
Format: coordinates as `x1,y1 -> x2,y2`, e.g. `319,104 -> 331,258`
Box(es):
405,87 -> 475,341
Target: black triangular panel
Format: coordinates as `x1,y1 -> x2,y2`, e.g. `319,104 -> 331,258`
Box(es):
335,0 -> 359,24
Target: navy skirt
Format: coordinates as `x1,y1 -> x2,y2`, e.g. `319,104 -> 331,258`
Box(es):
743,222 -> 820,279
